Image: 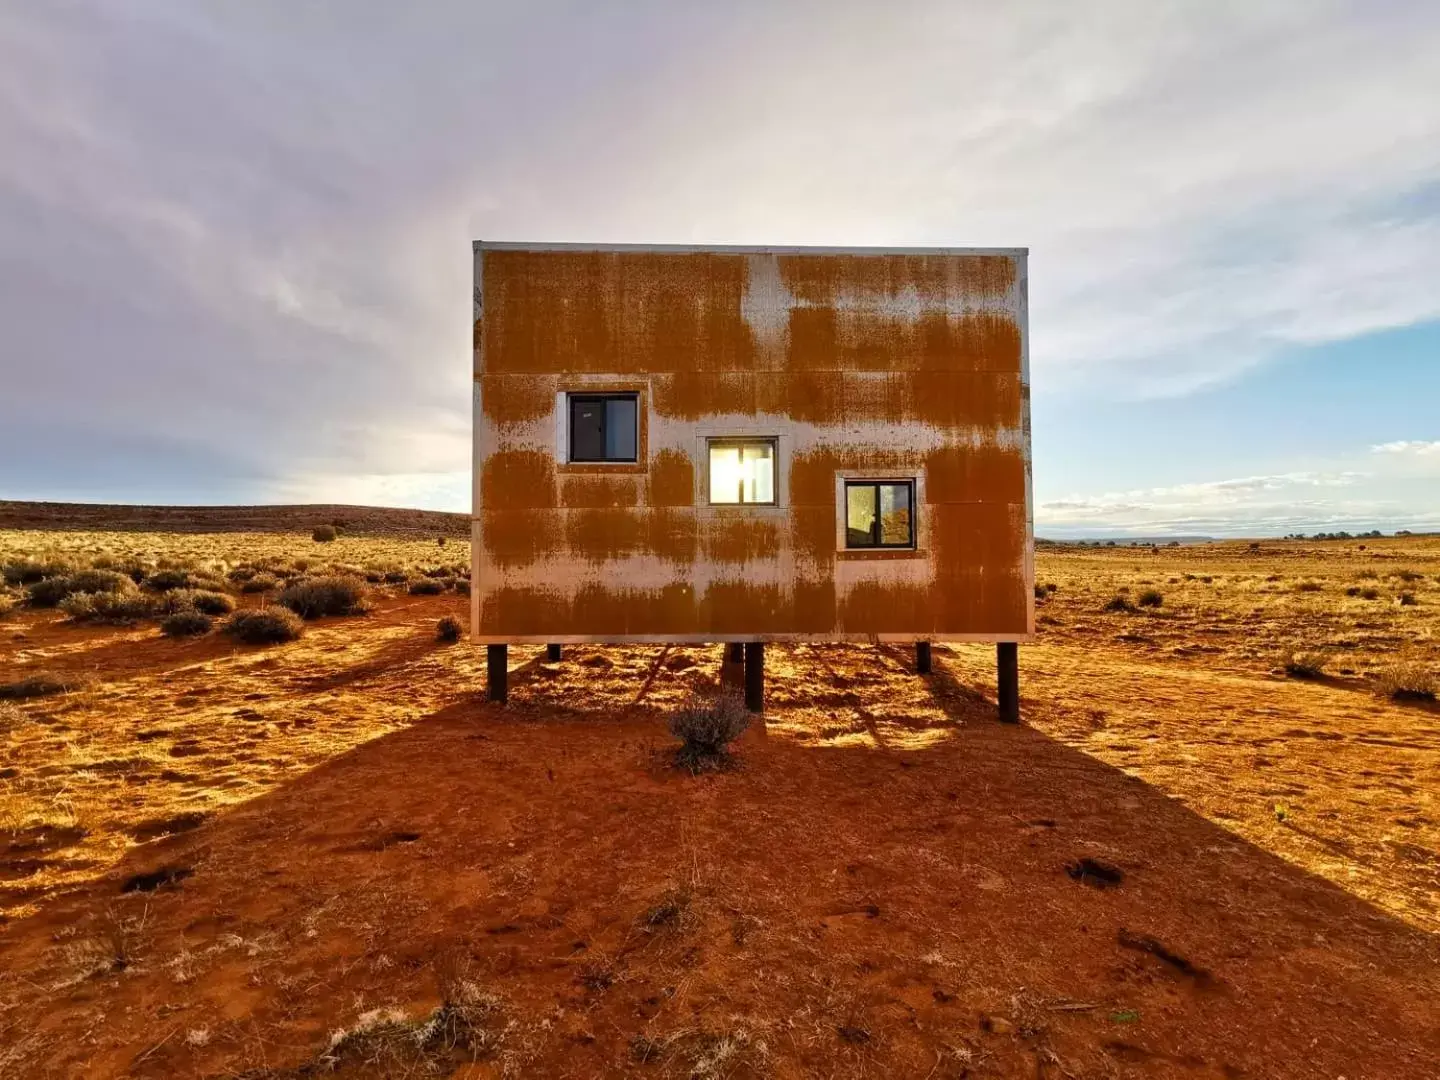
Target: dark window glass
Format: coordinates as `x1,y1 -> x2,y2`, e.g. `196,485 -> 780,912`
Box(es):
568,394 -> 638,462
844,480 -> 916,548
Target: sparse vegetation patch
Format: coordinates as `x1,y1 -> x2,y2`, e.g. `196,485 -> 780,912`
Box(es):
278,576 -> 370,619
224,607 -> 305,644
1374,662 -> 1437,702
0,671 -> 87,700
1282,649 -> 1327,680
668,690 -> 750,771
161,610 -> 214,637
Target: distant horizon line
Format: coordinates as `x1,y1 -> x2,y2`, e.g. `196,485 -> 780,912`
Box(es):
1,497 -> 1434,543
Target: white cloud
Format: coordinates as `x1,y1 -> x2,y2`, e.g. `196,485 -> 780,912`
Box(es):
1038,451 -> 1438,537
1371,440 -> 1440,456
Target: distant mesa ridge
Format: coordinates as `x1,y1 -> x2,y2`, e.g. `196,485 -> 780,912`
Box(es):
0,501 -> 469,538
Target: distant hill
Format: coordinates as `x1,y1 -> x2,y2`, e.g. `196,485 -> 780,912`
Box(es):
1038,535 -> 1217,546
0,501 -> 470,538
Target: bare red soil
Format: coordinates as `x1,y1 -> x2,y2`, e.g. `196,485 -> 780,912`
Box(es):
2,592 -> 1437,1077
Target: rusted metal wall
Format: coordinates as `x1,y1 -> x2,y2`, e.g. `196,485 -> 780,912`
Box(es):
471,244 -> 1032,643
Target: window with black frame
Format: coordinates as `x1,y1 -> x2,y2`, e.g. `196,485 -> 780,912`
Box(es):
568,393 -> 638,462
844,480 -> 915,548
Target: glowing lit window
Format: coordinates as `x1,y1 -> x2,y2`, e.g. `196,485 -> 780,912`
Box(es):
707,439 -> 776,505
845,481 -> 915,548
568,394 -> 638,463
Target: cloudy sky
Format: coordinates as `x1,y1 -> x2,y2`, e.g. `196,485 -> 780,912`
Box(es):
2,1 -> 1437,537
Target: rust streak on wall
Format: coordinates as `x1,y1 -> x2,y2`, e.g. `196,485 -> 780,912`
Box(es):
924,445 -> 1028,505
647,509 -> 700,564
480,374 -> 554,427
481,510 -> 559,569
480,449 -> 557,510
565,508 -> 646,563
648,450 -> 695,507
701,581 -> 787,634
484,250 -> 755,375
705,517 -> 781,564
651,372 -> 757,420
561,475 -> 639,509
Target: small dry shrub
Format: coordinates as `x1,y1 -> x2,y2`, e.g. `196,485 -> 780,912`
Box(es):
1293,580 -> 1323,593
1282,649 -> 1327,679
163,589 -> 235,616
27,569 -> 135,608
60,590 -> 158,623
143,568 -> 228,593
0,593 -> 14,619
241,572 -> 279,594
408,577 -> 447,596
1103,595 -> 1135,613
1392,569 -> 1424,583
668,690 -> 750,770
436,615 -> 463,643
1375,662 -> 1436,702
224,607 -> 304,644
1136,587 -> 1163,608
312,524 -> 338,543
161,610 -> 214,637
3,558 -> 72,586
0,671 -> 87,700
1398,592 -> 1418,607
227,566 -> 258,583
278,576 -> 370,618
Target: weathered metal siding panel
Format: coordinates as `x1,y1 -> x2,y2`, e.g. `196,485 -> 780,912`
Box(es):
472,244 -> 1032,643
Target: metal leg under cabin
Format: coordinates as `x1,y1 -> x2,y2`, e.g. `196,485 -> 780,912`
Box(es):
997,642 -> 1019,724
726,642 -> 744,664
916,641 -> 932,674
744,641 -> 765,714
546,643 -> 562,662
487,644 -> 508,703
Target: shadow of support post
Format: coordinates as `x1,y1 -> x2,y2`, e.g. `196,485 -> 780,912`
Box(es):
487,644 -> 508,704
997,642 -> 1018,723
546,644 -> 562,662
916,642 -> 932,674
744,641 -> 765,714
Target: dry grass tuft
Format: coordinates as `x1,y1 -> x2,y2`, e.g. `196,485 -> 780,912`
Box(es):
224,607 -> 304,644
1136,587 -> 1164,608
27,569 -> 136,608
162,589 -> 235,616
240,572 -> 279,594
1374,661 -> 1436,702
311,524 -> 338,543
1103,594 -> 1136,614
0,671 -> 88,700
668,690 -> 750,771
59,589 -> 159,624
161,610 -> 214,637
1281,649 -> 1327,680
407,577 -> 448,596
277,576 -> 370,619
436,615 -> 463,643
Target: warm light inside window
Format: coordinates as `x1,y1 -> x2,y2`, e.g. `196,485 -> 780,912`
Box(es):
708,440 -> 776,504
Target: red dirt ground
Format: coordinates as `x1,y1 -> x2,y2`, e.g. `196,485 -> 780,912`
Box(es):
2,584 -> 1438,1077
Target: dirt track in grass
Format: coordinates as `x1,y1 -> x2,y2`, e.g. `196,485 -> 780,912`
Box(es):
0,531 -> 1437,1077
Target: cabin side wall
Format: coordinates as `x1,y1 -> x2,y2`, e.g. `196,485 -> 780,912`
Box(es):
472,247 -> 1032,642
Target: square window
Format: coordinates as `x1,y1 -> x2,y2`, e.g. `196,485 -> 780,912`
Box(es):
568,394 -> 638,463
844,480 -> 915,548
708,439 -> 777,505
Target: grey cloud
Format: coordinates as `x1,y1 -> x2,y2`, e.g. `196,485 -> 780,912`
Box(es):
2,2 -> 1439,507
